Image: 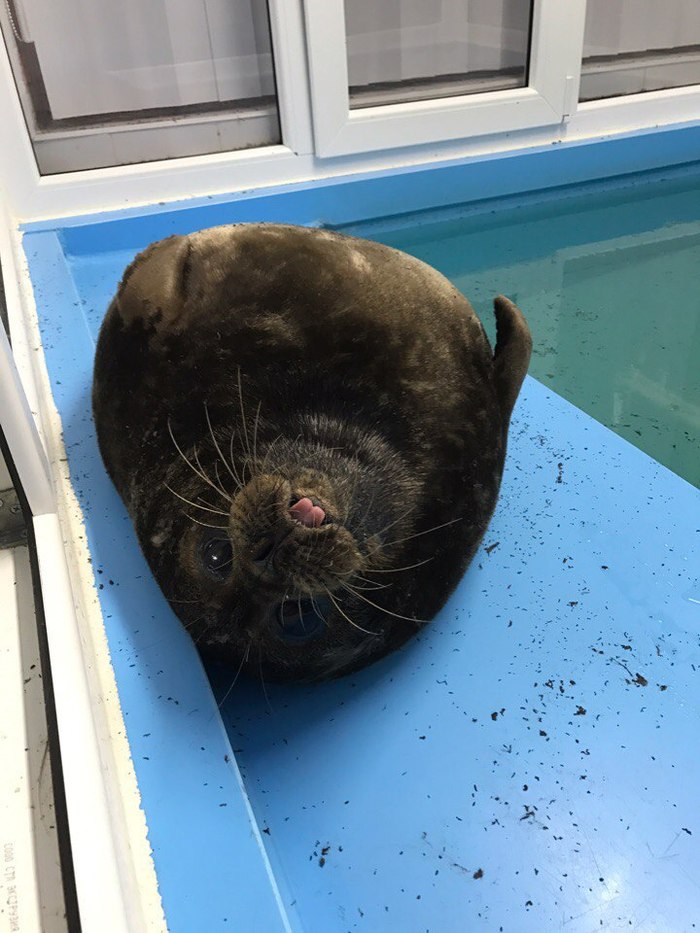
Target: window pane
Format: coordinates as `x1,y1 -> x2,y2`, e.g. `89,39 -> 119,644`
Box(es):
0,0 -> 280,173
580,0 -> 700,101
344,0 -> 533,109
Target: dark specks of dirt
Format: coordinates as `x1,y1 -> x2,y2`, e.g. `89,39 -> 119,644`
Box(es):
310,842 -> 333,867
682,828 -> 692,835
485,541 -> 500,555
574,706 -> 586,716
556,462 -> 563,483
473,868 -> 484,880
659,684 -> 668,691
634,673 -> 649,687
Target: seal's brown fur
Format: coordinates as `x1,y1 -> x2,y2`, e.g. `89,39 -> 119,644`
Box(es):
93,223 -> 531,682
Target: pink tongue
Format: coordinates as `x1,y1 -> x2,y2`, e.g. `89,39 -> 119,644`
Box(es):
290,497 -> 325,528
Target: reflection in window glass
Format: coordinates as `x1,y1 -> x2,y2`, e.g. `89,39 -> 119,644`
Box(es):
344,0 -> 533,109
0,0 -> 280,173
580,0 -> 700,101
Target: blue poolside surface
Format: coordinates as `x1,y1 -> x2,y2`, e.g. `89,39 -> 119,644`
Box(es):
23,138 -> 700,930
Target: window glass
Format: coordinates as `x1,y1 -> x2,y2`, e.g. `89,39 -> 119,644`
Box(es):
344,0 -> 533,109
580,0 -> 700,101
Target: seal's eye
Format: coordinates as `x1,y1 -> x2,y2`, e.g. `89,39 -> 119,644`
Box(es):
201,537 -> 233,577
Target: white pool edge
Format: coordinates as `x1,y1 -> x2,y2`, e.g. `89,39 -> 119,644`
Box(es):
0,547 -> 45,932
1,207 -> 167,933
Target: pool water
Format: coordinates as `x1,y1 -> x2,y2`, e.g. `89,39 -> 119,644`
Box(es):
346,169 -> 700,488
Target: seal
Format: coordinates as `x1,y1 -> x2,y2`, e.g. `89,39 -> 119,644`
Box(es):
92,223 -> 531,682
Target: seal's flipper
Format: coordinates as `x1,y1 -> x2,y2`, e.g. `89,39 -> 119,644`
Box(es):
115,235 -> 191,328
492,295 -> 532,426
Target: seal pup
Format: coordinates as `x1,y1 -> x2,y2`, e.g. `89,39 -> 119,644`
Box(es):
93,223 -> 531,682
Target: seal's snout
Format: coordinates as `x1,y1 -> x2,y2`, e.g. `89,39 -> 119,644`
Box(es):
289,496 -> 326,528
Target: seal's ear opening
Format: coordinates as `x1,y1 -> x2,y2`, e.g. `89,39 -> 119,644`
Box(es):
116,235 -> 192,325
492,294 -> 532,426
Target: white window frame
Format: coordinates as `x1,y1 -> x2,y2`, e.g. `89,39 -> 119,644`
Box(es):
1,0 -> 700,222
304,0 -> 587,156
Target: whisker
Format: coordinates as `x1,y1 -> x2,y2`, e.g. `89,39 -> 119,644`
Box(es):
363,556 -> 435,575
258,647 -> 272,714
383,517 -> 463,549
342,576 -> 392,592
353,574 -> 393,587
228,429 -> 247,491
252,400 -> 262,468
167,418 -> 231,504
327,589 -> 379,637
217,640 -> 252,708
374,502 -> 418,539
237,367 -> 253,467
259,433 -> 283,474
205,402 -> 243,492
356,487 -> 379,540
213,462 -> 230,501
138,614 -> 206,652
164,483 -> 229,516
183,511 -> 230,531
296,595 -> 307,635
309,594 -> 327,625
240,458 -> 257,487
193,445 -> 231,502
339,583 -> 426,624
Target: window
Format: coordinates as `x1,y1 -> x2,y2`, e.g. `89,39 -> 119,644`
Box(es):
304,0 -> 585,156
0,0 -> 280,173
1,0 -> 700,184
580,0 -> 700,101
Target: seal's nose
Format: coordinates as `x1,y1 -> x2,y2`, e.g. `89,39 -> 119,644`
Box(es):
289,496 -> 326,528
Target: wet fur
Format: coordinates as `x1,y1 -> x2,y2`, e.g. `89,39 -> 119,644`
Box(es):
92,223 -> 531,682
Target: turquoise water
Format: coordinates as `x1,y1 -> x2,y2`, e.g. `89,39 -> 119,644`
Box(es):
350,169 -> 700,488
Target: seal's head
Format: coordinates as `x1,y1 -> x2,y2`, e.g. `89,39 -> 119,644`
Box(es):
159,408 -> 422,682
93,223 -> 531,683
